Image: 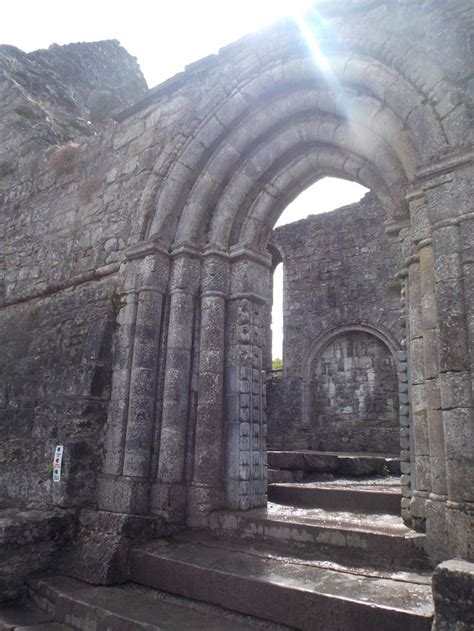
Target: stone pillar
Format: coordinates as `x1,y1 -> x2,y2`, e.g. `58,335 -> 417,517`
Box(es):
420,152 -> 474,561
420,237 -> 449,555
97,239 -> 170,515
405,251 -> 429,525
151,243 -> 201,523
405,186 -> 450,552
188,247 -> 230,519
387,218 -> 415,525
225,246 -> 271,510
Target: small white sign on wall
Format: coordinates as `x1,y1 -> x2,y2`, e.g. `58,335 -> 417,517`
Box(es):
53,445 -> 64,482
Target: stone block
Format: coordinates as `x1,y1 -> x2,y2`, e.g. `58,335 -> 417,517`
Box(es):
443,407 -> 474,461
424,378 -> 441,410
400,449 -> 410,462
432,560 -> 474,630
96,475 -> 150,515
401,462 -> 411,474
446,504 -> 474,560
440,371 -> 472,410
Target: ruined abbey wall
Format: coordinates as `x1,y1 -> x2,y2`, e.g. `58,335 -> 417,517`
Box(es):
267,193 -> 403,452
0,41 -> 150,508
0,0 -> 473,571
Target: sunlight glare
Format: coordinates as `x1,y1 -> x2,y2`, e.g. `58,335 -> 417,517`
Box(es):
235,0 -> 315,30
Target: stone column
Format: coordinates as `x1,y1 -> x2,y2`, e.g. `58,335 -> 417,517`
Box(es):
387,218 -> 416,525
405,186 -> 449,551
151,243 -> 201,523
225,246 -> 271,510
405,251 -> 429,524
97,239 -> 170,515
420,237 -> 449,555
420,152 -> 474,560
188,247 -> 230,520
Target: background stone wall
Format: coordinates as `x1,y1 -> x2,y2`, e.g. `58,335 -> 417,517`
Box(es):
0,280 -> 116,508
312,331 -> 399,453
268,193 -> 403,452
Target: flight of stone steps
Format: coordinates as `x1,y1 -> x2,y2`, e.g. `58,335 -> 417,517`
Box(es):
0,451 -> 435,630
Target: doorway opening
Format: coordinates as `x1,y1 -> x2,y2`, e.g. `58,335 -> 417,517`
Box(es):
265,176 -> 402,518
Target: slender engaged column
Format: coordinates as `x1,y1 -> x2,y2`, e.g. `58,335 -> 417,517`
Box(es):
406,254 -> 432,525
225,246 -> 272,511
406,185 -> 449,554
188,249 -> 230,520
420,152 -> 474,560
98,240 -> 170,514
386,219 -> 414,525
432,221 -> 474,559
151,243 -> 201,522
419,239 -> 449,554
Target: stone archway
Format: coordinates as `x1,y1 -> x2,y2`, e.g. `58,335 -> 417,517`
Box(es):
97,4 -> 474,560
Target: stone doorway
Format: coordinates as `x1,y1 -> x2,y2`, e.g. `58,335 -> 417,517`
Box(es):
92,5 -> 473,560
265,190 -> 404,519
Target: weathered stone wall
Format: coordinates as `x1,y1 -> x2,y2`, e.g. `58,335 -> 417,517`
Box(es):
268,193 -> 403,452
0,41 -> 151,508
266,373 -> 306,451
0,0 -> 472,566
0,280 -> 116,508
312,331 -> 399,453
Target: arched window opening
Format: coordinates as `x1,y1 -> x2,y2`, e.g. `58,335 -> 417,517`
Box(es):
266,174 -> 402,478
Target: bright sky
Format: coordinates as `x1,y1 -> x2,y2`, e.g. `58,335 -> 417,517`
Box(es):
3,1 -> 368,359
3,0 -> 314,87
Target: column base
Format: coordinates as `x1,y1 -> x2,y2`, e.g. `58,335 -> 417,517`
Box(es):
446,501 -> 474,561
410,490 -> 429,532
97,474 -> 150,515
150,481 -> 188,524
425,494 -> 449,562
59,509 -> 160,584
432,559 -> 474,630
187,483 -> 226,526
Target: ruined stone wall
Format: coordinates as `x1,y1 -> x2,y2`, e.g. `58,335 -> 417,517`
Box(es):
0,1 -> 472,567
0,33 -> 273,508
268,193 -> 403,452
0,282 -> 115,507
0,41 -> 153,508
312,331 -> 399,453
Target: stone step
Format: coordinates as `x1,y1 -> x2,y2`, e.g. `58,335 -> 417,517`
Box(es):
0,509 -> 75,604
268,450 -> 400,477
5,625 -> 72,631
0,598 -> 70,630
268,481 -> 402,514
129,534 -> 434,631
28,576 -> 288,631
206,504 -> 431,570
